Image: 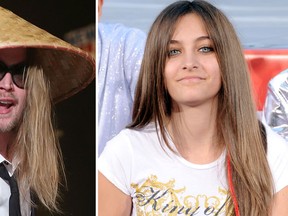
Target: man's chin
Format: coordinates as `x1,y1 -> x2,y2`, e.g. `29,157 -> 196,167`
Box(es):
0,121 -> 18,133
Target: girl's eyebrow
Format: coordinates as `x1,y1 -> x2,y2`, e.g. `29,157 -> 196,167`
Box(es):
169,35 -> 211,44
169,39 -> 180,45
195,36 -> 211,42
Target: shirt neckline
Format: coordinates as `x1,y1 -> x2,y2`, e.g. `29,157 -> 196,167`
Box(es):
161,125 -> 227,169
0,154 -> 17,176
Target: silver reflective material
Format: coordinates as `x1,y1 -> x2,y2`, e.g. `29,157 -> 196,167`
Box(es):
97,23 -> 146,156
263,68 -> 288,140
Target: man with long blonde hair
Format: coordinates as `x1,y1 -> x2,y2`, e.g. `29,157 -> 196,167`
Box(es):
0,6 -> 95,216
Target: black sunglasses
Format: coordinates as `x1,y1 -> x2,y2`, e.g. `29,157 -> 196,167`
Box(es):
0,61 -> 27,89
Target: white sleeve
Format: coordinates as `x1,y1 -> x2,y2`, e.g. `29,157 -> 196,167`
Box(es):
266,125 -> 288,193
122,27 -> 146,99
98,130 -> 133,195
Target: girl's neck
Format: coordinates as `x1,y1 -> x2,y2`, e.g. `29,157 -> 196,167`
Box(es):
166,102 -> 223,164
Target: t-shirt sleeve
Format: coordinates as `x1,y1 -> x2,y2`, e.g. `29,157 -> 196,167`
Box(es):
98,130 -> 133,195
266,125 -> 288,193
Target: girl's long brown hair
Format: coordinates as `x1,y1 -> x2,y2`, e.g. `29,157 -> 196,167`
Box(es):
128,1 -> 273,215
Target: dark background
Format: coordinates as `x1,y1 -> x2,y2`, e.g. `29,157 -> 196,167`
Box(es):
0,0 -> 95,215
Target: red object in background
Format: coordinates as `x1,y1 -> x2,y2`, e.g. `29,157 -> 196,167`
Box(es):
245,49 -> 288,111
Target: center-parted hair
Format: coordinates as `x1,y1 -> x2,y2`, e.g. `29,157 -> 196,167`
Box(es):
129,1 -> 273,215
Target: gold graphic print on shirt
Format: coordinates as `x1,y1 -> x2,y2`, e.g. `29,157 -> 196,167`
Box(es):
131,175 -> 229,215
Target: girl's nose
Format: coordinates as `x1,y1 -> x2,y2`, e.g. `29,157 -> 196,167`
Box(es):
182,53 -> 199,71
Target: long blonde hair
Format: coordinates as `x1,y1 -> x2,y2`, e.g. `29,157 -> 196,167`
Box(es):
14,51 -> 65,212
129,1 -> 273,215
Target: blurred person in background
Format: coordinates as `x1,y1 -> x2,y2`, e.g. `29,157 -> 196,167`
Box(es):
97,0 -> 146,155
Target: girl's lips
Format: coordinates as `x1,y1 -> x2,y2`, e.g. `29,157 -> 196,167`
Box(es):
178,76 -> 206,83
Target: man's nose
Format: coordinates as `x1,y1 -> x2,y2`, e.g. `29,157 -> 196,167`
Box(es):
0,73 -> 14,90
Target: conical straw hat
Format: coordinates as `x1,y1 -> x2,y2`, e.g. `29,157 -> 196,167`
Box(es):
0,6 -> 95,103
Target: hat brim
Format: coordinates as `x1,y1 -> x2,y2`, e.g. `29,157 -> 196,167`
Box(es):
0,7 -> 95,103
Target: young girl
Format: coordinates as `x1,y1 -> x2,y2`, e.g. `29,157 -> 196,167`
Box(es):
98,1 -> 288,215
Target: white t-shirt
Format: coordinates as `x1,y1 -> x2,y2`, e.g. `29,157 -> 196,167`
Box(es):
98,123 -> 288,215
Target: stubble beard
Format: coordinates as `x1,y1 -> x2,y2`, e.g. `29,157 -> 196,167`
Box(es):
0,113 -> 22,133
